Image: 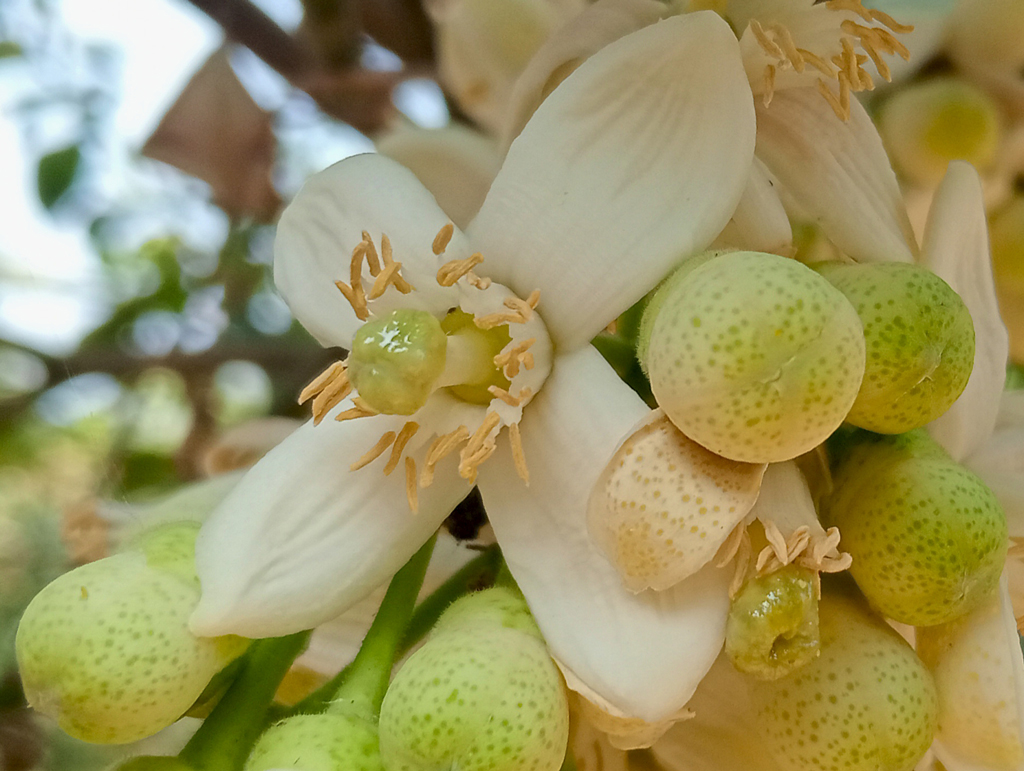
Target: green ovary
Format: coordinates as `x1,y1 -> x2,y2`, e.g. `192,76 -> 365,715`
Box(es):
726,565 -> 820,680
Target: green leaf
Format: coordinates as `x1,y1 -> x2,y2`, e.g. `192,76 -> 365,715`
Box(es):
37,145 -> 81,209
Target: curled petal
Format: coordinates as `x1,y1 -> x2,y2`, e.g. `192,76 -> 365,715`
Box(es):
714,158 -> 793,255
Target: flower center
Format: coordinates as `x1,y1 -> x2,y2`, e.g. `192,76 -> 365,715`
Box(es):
298,224 -> 551,512
742,0 -> 913,120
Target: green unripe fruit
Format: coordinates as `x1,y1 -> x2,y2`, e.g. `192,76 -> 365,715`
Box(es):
879,77 -> 1002,186
348,309 -> 448,415
725,565 -> 820,680
430,585 -> 542,638
16,523 -> 248,744
823,431 -> 1008,626
246,713 -> 383,771
378,589 -> 569,771
813,262 -> 974,433
113,757 -> 197,771
640,251 -> 865,463
750,588 -> 938,771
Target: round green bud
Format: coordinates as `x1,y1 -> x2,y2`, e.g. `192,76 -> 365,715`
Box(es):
245,713 -> 382,771
379,589 -> 568,771
16,523 -> 248,744
823,431 -> 1008,626
813,261 -> 975,434
113,757 -> 197,771
750,588 -> 938,771
879,77 -> 1002,187
640,251 -> 865,463
725,565 -> 820,680
348,309 -> 448,415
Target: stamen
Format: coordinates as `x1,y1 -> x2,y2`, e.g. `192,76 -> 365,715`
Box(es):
764,521 -> 788,564
867,7 -> 913,34
334,280 -> 370,321
421,425 -> 470,487
763,64 -> 777,107
335,397 -> 379,423
383,421 -> 419,476
368,233 -> 414,299
488,386 -> 525,407
817,78 -> 850,121
405,456 -> 419,514
350,431 -> 397,471
361,231 -> 382,276
432,222 -> 455,256
436,253 -> 485,287
769,23 -> 804,72
493,339 -> 537,379
508,422 -> 529,484
300,362 -> 354,424
299,361 -> 345,404
467,273 -> 492,290
797,47 -> 836,76
729,528 -> 753,598
459,411 -> 501,482
751,19 -> 785,60
474,290 -> 540,330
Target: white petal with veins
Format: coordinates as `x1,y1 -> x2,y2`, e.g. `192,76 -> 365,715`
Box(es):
477,346 -> 732,721
469,12 -> 755,352
714,157 -> 793,255
924,162 -> 1010,462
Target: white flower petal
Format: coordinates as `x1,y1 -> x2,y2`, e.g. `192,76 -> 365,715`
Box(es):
651,653 -> 784,771
965,425 -> 1024,537
587,410 -> 766,592
924,161 -> 1010,461
501,0 -> 665,144
749,461 -> 826,540
191,407 -> 471,638
476,346 -> 732,721
468,12 -> 755,352
713,157 -> 793,255
754,86 -> 917,264
274,154 -> 465,348
917,576 -> 1024,771
376,125 -> 502,231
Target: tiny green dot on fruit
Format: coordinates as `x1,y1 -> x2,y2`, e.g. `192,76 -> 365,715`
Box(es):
15,523 -> 248,744
749,585 -> 938,771
823,430 -> 1008,626
246,713 -> 383,771
378,588 -> 569,771
639,250 -> 865,463
813,261 -> 974,433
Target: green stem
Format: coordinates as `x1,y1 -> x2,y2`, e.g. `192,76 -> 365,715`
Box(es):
328,535 -> 437,717
179,631 -> 310,771
280,543 -> 501,720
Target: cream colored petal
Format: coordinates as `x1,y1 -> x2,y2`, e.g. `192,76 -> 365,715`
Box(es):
917,577 -> 1024,771
576,694 -> 690,751
713,157 -> 793,255
502,0 -> 666,144
468,12 -> 755,352
376,124 -> 502,231
754,86 -> 918,264
924,162 -> 1010,461
587,410 -> 766,592
190,403 -> 472,638
651,652 -> 784,771
749,461 -> 825,539
274,154 -> 465,348
476,346 -> 732,721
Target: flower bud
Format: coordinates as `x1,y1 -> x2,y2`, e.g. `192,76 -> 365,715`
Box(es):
246,713 -> 382,771
639,251 -> 865,463
16,522 -> 248,744
813,261 -> 975,434
348,309 -> 448,415
378,588 -> 569,771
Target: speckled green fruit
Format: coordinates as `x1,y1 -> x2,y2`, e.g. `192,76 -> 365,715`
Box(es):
246,713 -> 383,771
750,588 -> 938,771
726,565 -> 820,680
378,589 -> 568,771
823,431 -> 1008,626
641,251 -> 865,463
813,262 -> 974,433
16,523 -> 248,744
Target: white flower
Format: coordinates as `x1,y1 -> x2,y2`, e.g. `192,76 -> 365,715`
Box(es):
190,12 -> 758,724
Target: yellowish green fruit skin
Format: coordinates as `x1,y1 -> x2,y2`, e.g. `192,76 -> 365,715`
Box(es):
750,589 -> 938,771
879,77 -> 1002,187
16,523 -> 248,744
725,565 -> 820,680
642,251 -> 865,463
245,713 -> 383,771
378,589 -> 569,771
824,432 -> 1008,627
813,262 -> 975,433
114,757 -> 197,770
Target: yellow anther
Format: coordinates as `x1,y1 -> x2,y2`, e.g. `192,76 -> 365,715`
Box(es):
751,19 -> 785,59
350,431 -> 397,471
467,273 -> 492,290
432,223 -> 455,256
770,23 -> 804,72
508,422 -> 529,485
763,64 -> 777,107
361,231 -> 382,276
335,280 -> 370,321
436,253 -> 485,287
383,421 -> 419,476
420,425 -> 470,487
459,411 -> 501,482
817,78 -> 850,121
797,47 -> 835,76
868,7 -> 913,34
493,339 -> 536,379
335,397 -> 379,423
367,233 -> 414,300
299,361 -> 346,404
300,362 -> 354,424
405,456 -> 419,514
